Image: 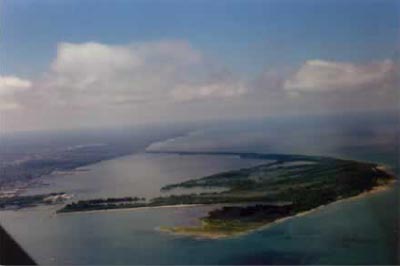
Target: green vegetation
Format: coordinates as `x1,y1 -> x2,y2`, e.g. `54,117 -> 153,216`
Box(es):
160,219 -> 266,238
57,152 -> 396,238
161,204 -> 293,238
57,196 -> 146,213
156,152 -> 395,238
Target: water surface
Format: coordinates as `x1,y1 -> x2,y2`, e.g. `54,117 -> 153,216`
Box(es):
1,151 -> 398,264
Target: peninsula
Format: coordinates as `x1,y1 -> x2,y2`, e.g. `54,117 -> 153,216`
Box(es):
57,152 -> 396,238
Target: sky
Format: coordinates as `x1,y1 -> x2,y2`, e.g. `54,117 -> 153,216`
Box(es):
0,0 -> 399,132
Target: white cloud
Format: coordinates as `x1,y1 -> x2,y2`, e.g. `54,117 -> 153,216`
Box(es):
41,40 -> 243,107
0,75 -> 32,110
171,81 -> 247,101
52,42 -> 142,74
1,41 -> 398,132
0,76 -> 32,96
284,59 -> 397,93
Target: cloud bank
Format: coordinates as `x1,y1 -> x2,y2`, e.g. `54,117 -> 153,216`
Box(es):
42,41 -> 245,107
284,59 -> 397,93
0,76 -> 32,110
1,40 -> 398,132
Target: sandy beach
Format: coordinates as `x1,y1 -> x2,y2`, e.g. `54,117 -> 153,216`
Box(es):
57,169 -> 397,239
56,203 -> 208,215
158,179 -> 397,239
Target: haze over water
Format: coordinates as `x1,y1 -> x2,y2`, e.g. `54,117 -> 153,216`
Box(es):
1,1 -> 399,264
1,114 -> 398,265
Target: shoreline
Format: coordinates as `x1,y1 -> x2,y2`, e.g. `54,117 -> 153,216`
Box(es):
158,180 -> 397,240
54,158 -> 397,239
56,201 -> 275,215
56,203 -> 208,215
258,179 -> 396,231
57,180 -> 396,218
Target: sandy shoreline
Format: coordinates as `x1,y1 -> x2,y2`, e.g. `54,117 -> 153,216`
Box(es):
57,176 -> 397,239
58,181 -> 395,218
56,203 -> 208,215
158,180 -> 397,239
258,180 -> 396,230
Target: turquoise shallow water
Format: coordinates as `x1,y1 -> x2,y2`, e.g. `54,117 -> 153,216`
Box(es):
0,151 -> 398,265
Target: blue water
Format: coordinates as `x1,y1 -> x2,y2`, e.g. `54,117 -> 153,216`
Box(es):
2,183 -> 397,265
1,151 -> 398,265
1,113 -> 399,265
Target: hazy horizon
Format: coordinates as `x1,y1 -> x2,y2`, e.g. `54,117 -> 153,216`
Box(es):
1,0 -> 399,132
1,2 -> 399,264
